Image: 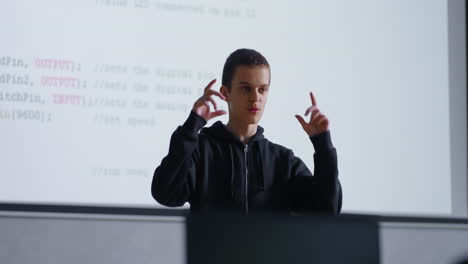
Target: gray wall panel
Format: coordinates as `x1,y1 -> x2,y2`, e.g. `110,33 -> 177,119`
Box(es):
380,222 -> 468,264
0,213 -> 184,264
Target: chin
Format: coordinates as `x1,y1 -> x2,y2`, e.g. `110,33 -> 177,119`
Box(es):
247,116 -> 262,125
234,111 -> 263,125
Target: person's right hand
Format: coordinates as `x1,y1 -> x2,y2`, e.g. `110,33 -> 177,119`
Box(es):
192,79 -> 227,121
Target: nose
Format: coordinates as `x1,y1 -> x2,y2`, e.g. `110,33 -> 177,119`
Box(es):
249,90 -> 261,102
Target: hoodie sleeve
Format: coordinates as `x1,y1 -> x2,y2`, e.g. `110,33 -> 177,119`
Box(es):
151,110 -> 206,207
289,130 -> 342,214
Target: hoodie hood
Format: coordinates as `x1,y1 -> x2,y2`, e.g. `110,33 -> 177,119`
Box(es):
200,121 -> 265,145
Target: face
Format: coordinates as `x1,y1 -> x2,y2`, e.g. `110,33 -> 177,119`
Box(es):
221,65 -> 270,125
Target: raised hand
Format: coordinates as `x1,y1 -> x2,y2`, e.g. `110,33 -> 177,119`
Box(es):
192,79 -> 227,121
295,91 -> 330,137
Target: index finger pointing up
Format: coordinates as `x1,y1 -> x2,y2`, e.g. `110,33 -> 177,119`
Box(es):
310,91 -> 317,106
204,79 -> 217,93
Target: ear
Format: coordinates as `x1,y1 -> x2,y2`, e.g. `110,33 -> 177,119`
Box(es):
220,85 -> 230,101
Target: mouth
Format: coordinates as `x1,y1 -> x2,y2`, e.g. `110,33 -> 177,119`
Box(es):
248,107 -> 260,113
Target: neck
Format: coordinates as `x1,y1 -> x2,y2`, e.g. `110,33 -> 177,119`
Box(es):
226,118 -> 258,145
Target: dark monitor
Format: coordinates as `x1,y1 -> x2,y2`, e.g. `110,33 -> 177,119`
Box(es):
187,213 -> 380,264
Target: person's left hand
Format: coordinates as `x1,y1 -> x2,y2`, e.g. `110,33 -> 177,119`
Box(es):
295,91 -> 330,137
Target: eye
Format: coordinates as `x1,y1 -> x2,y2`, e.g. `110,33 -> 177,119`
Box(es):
241,86 -> 251,92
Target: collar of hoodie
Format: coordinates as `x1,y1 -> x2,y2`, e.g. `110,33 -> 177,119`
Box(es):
200,121 -> 265,146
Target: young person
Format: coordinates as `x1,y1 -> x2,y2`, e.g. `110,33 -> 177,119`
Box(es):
151,49 -> 342,214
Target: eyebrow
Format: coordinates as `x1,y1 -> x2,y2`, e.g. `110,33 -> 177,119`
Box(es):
238,81 -> 269,86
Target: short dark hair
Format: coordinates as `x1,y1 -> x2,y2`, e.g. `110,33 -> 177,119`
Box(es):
222,48 -> 270,90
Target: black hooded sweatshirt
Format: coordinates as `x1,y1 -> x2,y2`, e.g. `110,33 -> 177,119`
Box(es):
152,111 -> 342,214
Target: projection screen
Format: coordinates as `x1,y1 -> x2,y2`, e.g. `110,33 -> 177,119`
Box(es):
0,0 -> 466,217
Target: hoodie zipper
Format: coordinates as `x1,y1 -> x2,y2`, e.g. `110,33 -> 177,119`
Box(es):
244,144 -> 249,215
